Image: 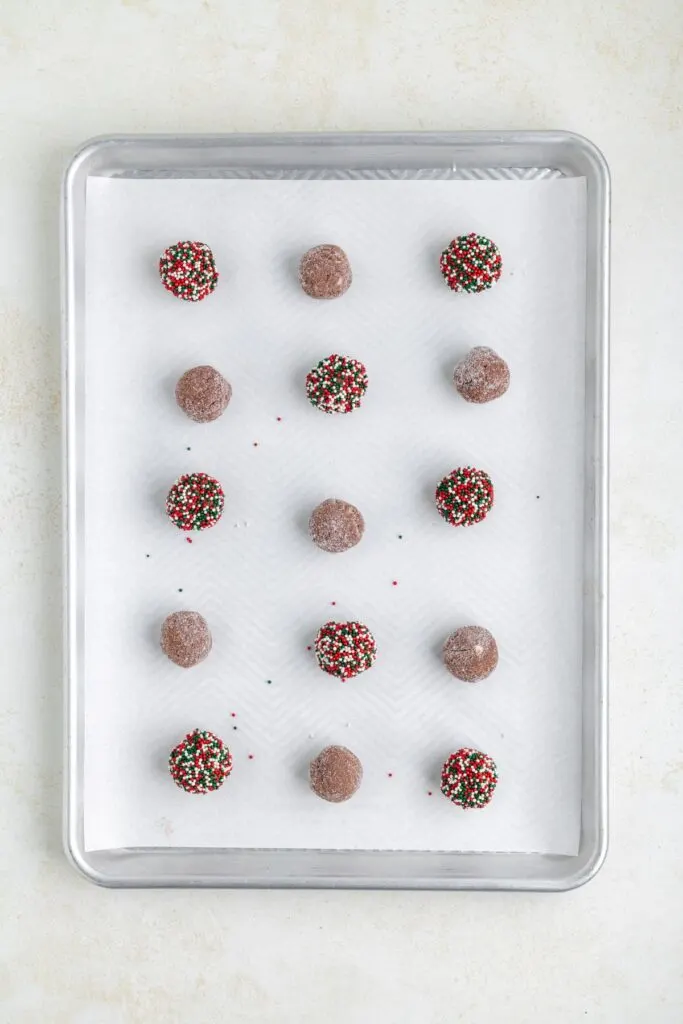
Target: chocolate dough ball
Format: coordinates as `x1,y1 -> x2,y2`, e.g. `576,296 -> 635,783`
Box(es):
309,498 -> 365,553
454,347 -> 510,404
175,365 -> 232,422
299,244 -> 352,299
309,745 -> 363,802
161,610 -> 212,668
443,625 -> 498,682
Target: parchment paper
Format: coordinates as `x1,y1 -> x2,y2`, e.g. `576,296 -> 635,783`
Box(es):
83,177 -> 586,854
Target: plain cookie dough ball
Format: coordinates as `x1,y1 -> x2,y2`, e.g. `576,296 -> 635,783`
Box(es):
161,610 -> 213,668
169,729 -> 233,793
441,747 -> 498,808
299,244 -> 352,299
443,625 -> 498,681
454,347 -> 510,404
309,745 -> 363,802
309,498 -> 365,553
176,365 -> 232,422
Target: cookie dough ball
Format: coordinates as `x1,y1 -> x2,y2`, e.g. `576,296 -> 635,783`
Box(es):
169,729 -> 233,794
176,365 -> 232,423
161,610 -> 212,668
159,241 -> 218,301
299,244 -> 352,299
314,620 -> 377,680
309,498 -> 365,553
441,748 -> 498,808
443,626 -> 498,681
435,467 -> 494,527
440,234 -> 502,294
454,347 -> 510,404
309,745 -> 363,802
306,354 -> 369,414
166,472 -> 225,531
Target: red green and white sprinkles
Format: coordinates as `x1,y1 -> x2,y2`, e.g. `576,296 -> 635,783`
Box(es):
440,234 -> 502,294
441,748 -> 498,809
306,354 -> 368,414
314,620 -> 377,680
166,472 -> 225,532
435,466 -> 494,527
169,729 -> 233,794
159,241 -> 219,301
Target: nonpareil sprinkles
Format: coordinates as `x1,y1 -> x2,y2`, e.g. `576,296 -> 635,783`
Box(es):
306,354 -> 368,414
435,466 -> 494,526
159,241 -> 219,301
169,729 -> 233,794
166,472 -> 225,531
440,748 -> 498,809
314,620 -> 377,680
440,234 -> 502,294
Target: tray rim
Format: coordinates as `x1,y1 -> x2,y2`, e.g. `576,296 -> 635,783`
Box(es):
62,130 -> 609,891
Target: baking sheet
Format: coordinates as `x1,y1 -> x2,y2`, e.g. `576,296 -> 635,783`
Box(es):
83,177 -> 586,855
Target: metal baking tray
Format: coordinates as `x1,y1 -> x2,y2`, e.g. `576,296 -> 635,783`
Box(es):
62,131 -> 609,889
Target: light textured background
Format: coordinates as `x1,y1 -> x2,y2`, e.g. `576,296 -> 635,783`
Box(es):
0,0 -> 681,1022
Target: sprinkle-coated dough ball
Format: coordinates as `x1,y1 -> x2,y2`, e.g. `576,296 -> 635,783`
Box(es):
176,365 -> 232,422
169,729 -> 233,794
306,354 -> 368,414
454,347 -> 510,404
440,234 -> 502,294
441,748 -> 498,808
299,244 -> 352,299
309,745 -> 363,802
309,498 -> 365,553
159,241 -> 219,301
435,467 -> 494,527
161,610 -> 213,668
165,472 -> 225,531
443,626 -> 498,682
314,620 -> 377,680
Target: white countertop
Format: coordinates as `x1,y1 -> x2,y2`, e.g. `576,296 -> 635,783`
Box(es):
1,1 -> 681,1021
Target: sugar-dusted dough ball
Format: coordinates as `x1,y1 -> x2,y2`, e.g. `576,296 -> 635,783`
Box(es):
176,365 -> 232,422
161,610 -> 213,668
443,625 -> 498,681
454,347 -> 510,404
299,244 -> 352,299
309,498 -> 365,553
309,745 -> 363,802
